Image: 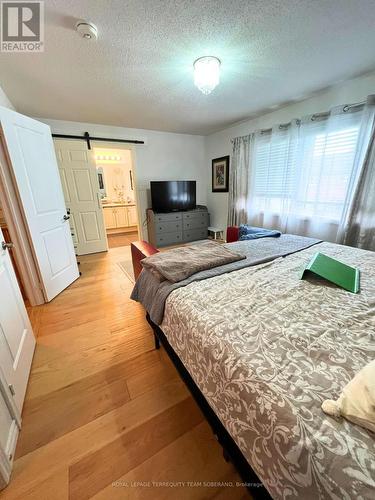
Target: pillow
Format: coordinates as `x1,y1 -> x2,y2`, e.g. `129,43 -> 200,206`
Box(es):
321,359 -> 375,433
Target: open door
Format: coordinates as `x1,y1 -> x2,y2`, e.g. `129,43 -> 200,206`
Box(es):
0,228 -> 35,412
0,107 -> 79,301
54,139 -> 108,255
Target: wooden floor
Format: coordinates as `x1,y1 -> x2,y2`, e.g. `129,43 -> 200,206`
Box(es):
1,247 -> 247,500
107,230 -> 139,248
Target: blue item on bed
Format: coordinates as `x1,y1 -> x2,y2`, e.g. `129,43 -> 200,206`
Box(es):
239,225 -> 281,241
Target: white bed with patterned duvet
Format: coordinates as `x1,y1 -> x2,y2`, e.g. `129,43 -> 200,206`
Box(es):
158,241 -> 375,499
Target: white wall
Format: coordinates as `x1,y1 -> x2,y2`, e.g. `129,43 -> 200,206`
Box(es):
38,119 -> 206,240
0,85 -> 15,110
206,71 -> 375,230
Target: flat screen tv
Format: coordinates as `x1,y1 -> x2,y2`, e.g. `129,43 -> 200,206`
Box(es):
150,180 -> 196,212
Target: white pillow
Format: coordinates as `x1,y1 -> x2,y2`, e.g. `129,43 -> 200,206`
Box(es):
322,359 -> 375,433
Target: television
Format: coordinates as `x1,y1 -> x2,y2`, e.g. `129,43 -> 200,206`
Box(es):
150,180 -> 196,212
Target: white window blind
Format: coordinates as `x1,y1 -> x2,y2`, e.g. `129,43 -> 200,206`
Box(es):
251,114 -> 361,222
297,125 -> 360,219
253,133 -> 297,198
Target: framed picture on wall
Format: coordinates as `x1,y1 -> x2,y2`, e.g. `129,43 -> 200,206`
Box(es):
212,156 -> 229,192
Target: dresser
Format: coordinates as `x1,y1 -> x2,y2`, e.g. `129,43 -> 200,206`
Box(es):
147,207 -> 209,247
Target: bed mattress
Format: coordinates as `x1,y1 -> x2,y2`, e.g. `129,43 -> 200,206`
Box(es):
160,242 -> 375,499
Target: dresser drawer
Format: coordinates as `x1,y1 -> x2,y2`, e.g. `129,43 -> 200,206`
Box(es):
183,216 -> 208,230
183,228 -> 208,242
182,211 -> 207,221
156,231 -> 183,247
155,221 -> 182,234
155,213 -> 182,223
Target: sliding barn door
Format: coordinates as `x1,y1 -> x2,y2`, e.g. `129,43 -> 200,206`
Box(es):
54,139 -> 108,255
0,107 -> 79,301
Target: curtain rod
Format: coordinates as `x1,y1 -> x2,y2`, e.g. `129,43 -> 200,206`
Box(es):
52,132 -> 145,150
257,99 -> 367,135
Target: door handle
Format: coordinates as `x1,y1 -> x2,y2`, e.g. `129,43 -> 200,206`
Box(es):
1,241 -> 14,250
63,215 -> 70,221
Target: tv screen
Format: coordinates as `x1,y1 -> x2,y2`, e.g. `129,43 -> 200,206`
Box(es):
150,181 -> 196,212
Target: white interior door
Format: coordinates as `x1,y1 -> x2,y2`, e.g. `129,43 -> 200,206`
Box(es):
0,107 -> 79,301
0,228 -> 35,412
54,139 -> 108,255
0,383 -> 19,487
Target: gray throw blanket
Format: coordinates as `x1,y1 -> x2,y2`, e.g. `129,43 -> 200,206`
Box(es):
131,234 -> 321,325
141,240 -> 246,283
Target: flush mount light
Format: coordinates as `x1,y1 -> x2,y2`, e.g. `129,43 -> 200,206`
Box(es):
193,56 -> 221,95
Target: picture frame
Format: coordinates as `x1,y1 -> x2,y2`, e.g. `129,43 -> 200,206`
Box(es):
212,155 -> 230,192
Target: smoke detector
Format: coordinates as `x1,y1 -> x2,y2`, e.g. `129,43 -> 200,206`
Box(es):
76,21 -> 98,40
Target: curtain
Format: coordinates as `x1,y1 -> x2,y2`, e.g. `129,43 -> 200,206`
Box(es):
342,96 -> 375,250
227,134 -> 253,226
245,100 -> 371,242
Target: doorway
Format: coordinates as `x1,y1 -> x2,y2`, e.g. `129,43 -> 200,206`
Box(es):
54,139 -> 141,256
93,146 -> 139,249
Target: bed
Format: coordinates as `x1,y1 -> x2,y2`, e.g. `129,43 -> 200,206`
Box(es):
131,238 -> 375,499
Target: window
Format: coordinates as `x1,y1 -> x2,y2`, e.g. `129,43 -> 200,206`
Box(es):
251,114 -> 361,222
298,126 -> 360,219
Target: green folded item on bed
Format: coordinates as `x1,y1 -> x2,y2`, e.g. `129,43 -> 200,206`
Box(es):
301,252 -> 360,293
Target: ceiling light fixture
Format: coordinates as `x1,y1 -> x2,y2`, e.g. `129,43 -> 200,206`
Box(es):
193,56 -> 221,95
96,155 -> 121,161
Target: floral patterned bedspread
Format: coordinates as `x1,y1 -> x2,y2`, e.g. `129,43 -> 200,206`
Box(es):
161,242 -> 375,499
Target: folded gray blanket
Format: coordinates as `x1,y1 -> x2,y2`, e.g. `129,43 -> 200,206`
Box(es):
141,241 -> 246,283
131,234 -> 321,325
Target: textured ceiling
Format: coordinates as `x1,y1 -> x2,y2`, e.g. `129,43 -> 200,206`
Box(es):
1,0 -> 375,135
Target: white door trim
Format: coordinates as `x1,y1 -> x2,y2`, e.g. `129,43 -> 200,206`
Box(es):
0,134 -> 45,305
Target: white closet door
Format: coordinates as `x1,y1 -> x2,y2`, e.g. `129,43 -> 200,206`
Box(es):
0,228 -> 35,412
0,107 -> 79,301
54,139 -> 108,255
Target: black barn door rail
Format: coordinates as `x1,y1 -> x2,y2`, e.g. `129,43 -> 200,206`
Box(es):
52,131 -> 145,150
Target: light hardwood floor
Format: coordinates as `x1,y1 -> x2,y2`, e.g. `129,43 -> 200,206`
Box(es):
1,246 -> 248,500
107,231 -> 139,248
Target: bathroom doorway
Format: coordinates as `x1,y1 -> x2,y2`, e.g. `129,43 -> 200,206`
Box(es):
93,145 -> 140,249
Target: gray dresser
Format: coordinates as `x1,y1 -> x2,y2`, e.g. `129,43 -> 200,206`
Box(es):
147,207 -> 210,247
